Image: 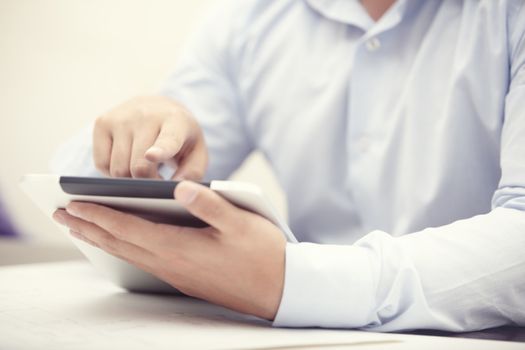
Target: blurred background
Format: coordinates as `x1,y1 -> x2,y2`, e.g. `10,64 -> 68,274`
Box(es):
0,0 -> 286,264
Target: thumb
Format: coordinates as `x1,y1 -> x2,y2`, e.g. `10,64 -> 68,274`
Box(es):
174,181 -> 241,232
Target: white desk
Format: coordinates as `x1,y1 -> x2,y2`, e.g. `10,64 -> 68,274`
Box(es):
0,261 -> 522,350
0,238 -> 82,266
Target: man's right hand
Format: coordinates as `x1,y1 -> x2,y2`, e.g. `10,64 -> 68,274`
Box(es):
93,96 -> 208,181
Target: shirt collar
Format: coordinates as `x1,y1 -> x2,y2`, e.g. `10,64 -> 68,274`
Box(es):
304,0 -> 413,35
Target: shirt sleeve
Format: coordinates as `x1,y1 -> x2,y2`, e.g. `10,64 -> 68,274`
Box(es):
273,6 -> 525,332
51,1 -> 253,180
160,1 -> 254,181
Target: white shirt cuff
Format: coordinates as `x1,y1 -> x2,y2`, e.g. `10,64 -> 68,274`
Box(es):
272,242 -> 376,328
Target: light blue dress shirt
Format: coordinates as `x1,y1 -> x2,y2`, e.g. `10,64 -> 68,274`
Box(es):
54,0 -> 525,331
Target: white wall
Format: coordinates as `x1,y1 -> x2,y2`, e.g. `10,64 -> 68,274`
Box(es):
0,0 -> 285,246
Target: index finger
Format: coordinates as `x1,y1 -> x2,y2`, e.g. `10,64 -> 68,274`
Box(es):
145,118 -> 189,163
130,124 -> 162,179
65,202 -> 169,251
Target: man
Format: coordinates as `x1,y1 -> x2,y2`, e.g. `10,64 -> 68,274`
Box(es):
52,0 -> 525,331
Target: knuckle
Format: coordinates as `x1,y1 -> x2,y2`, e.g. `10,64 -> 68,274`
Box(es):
158,126 -> 180,141
68,222 -> 82,234
110,166 -> 131,178
199,200 -> 223,220
169,137 -> 184,151
106,221 -> 125,240
94,157 -> 110,173
130,160 -> 155,178
100,234 -> 120,252
94,115 -> 109,129
75,233 -> 99,248
179,169 -> 204,181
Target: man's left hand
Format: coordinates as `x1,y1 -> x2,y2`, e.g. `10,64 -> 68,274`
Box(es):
52,181 -> 286,320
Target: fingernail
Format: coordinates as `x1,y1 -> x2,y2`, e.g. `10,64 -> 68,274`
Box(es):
69,230 -> 86,242
69,230 -> 82,238
176,181 -> 199,205
52,210 -> 66,225
65,203 -> 81,218
145,146 -> 164,158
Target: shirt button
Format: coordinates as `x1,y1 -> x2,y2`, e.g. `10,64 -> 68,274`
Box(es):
365,37 -> 381,52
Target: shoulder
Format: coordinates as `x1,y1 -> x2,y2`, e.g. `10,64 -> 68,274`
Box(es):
504,0 -> 525,59
453,0 -> 524,58
195,0 -> 302,47
221,0 -> 306,38
461,0 -> 524,32
197,0 -> 309,66
208,0 -> 300,28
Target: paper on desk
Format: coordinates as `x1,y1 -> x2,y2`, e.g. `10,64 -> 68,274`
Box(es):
0,262 -> 522,350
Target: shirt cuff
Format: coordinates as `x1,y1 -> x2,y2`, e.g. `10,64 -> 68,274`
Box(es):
272,242 -> 376,328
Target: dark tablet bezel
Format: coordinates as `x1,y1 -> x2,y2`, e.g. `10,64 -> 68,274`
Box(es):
59,176 -> 210,199
58,176 -> 211,228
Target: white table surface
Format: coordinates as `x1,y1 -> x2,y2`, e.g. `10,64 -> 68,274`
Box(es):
0,238 -> 82,266
0,261 -> 523,350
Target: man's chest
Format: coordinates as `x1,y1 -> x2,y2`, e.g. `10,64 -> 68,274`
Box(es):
238,1 -> 509,168
230,1 -> 510,236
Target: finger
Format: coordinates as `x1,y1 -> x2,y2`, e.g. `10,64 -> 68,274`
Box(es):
130,124 -> 161,179
69,228 -> 169,287
145,118 -> 189,163
174,181 -> 243,232
109,130 -> 133,178
69,229 -> 102,248
93,119 -> 113,176
172,139 -> 208,181
62,202 -> 171,252
68,228 -> 159,279
70,229 -> 156,274
53,209 -> 156,268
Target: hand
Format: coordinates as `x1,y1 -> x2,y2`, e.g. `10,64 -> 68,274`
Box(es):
93,96 -> 208,180
52,181 -> 287,320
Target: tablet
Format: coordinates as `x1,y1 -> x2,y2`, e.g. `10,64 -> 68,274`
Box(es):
20,174 -> 296,293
